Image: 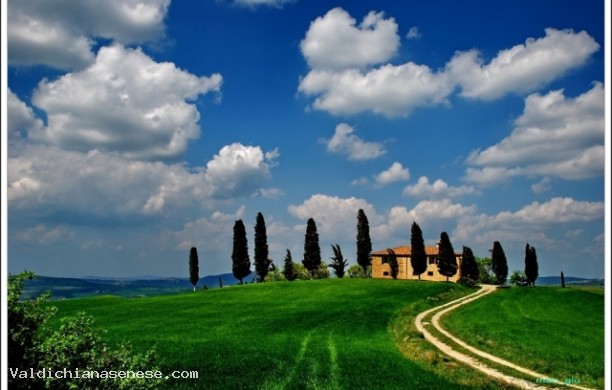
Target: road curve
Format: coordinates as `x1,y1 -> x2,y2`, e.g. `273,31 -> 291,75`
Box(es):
414,285 -> 595,390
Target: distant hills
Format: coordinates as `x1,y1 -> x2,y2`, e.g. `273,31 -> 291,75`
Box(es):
21,273 -> 256,300
20,274 -> 602,300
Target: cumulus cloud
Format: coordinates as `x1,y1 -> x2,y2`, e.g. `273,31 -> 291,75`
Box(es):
465,83 -> 604,184
232,0 -> 294,8
322,123 -> 386,160
7,142 -> 277,219
300,7 -> 399,70
7,89 -> 44,140
298,8 -> 599,118
403,176 -> 478,198
448,28 -> 600,100
288,194 -> 378,236
31,44 -> 222,161
374,162 -> 410,187
8,0 -> 170,69
406,26 -> 421,40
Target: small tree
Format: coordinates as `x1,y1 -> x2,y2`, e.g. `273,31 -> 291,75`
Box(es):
283,249 -> 297,281
561,271 -> 566,288
510,270 -> 527,286
329,244 -> 349,278
302,218 -> 321,278
356,209 -> 372,276
189,247 -> 199,291
232,219 -> 251,285
524,243 -> 539,287
476,257 -> 495,284
491,241 -> 508,285
387,248 -> 399,279
460,246 -> 479,281
254,212 -> 272,282
410,222 -> 427,280
347,264 -> 370,278
437,232 -> 457,282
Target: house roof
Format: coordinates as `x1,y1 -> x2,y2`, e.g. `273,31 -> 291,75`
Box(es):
371,245 -> 439,257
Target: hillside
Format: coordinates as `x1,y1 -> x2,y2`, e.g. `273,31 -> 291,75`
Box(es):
48,279 -> 507,390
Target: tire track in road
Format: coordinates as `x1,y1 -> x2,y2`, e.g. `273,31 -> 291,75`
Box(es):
415,285 -> 595,390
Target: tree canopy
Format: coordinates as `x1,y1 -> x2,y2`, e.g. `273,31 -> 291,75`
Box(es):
524,243 -> 538,287
356,209 -> 372,275
232,219 -> 251,284
437,232 -> 458,282
460,246 -> 479,281
491,241 -> 508,285
254,212 -> 271,282
410,222 -> 427,279
302,218 -> 321,278
189,247 -> 199,291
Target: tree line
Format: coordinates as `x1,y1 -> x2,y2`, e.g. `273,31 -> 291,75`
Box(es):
188,209 -> 539,289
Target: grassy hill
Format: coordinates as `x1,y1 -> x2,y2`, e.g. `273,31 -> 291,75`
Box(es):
48,278 -> 508,390
442,286 -> 605,388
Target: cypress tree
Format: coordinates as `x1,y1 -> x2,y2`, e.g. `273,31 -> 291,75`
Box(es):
302,218 -> 321,278
189,247 -> 199,292
254,212 -> 271,282
524,243 -> 539,287
460,246 -> 479,281
283,249 -> 297,281
410,222 -> 427,280
561,271 -> 566,288
231,220 -> 251,285
491,241 -> 508,285
437,232 -> 457,282
329,244 -> 349,278
387,249 -> 399,279
356,209 -> 372,276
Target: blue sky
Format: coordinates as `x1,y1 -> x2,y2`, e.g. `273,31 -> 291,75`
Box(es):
4,0 -> 607,279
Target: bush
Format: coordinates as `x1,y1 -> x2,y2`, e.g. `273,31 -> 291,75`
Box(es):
458,277 -> 478,288
9,272 -> 162,390
347,264 -> 371,278
509,270 -> 528,286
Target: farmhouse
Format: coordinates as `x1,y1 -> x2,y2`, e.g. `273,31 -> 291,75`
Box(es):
371,244 -> 462,282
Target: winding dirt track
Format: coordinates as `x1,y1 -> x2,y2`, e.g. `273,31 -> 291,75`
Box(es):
414,285 -> 595,390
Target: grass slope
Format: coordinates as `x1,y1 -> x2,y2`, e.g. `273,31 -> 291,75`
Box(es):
48,279 -> 498,389
442,287 -> 605,389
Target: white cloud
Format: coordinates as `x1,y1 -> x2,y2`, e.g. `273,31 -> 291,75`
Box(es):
403,176 -> 478,198
406,26 -> 421,40
531,177 -> 552,194
322,123 -> 386,160
7,89 -> 44,140
299,64 -> 453,117
374,162 -> 410,187
298,11 -> 599,118
448,28 -> 600,100
288,194 -> 378,236
465,83 -> 604,184
15,224 -> 74,245
233,0 -> 294,8
8,0 -> 170,69
7,142 -> 277,218
300,7 -> 399,71
31,44 -> 222,161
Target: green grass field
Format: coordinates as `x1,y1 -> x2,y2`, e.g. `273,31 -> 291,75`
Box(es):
48,278 -> 504,390
442,286 -> 605,389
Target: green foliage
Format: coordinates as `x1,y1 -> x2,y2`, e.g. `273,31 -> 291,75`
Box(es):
302,218 -> 321,277
329,244 -> 349,278
460,246 -> 479,281
410,222 -> 427,279
475,257 -> 495,284
509,270 -> 527,286
356,209 -> 372,275
436,232 -> 457,281
491,241 -> 508,285
254,212 -> 272,282
8,272 -> 161,390
291,262 -> 313,280
524,243 -> 538,286
347,264 -> 371,278
282,249 -> 297,281
231,219 -> 251,284
264,267 -> 286,282
188,247 -> 199,291
457,277 -> 478,288
387,249 -> 399,279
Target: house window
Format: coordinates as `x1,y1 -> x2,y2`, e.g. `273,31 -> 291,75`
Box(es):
383,271 -> 390,276
428,257 -> 437,264
427,271 -> 434,276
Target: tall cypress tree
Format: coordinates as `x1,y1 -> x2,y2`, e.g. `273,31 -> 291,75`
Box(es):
302,218 -> 321,278
460,246 -> 479,281
387,248 -> 399,279
254,212 -> 271,282
437,232 -> 457,282
189,247 -> 199,292
231,219 -> 251,285
356,209 -> 372,276
491,241 -> 508,285
410,222 -> 427,280
524,243 -> 539,287
283,249 -> 297,281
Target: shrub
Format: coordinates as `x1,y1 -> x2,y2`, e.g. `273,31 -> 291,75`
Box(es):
8,271 -> 162,390
458,277 -> 478,288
